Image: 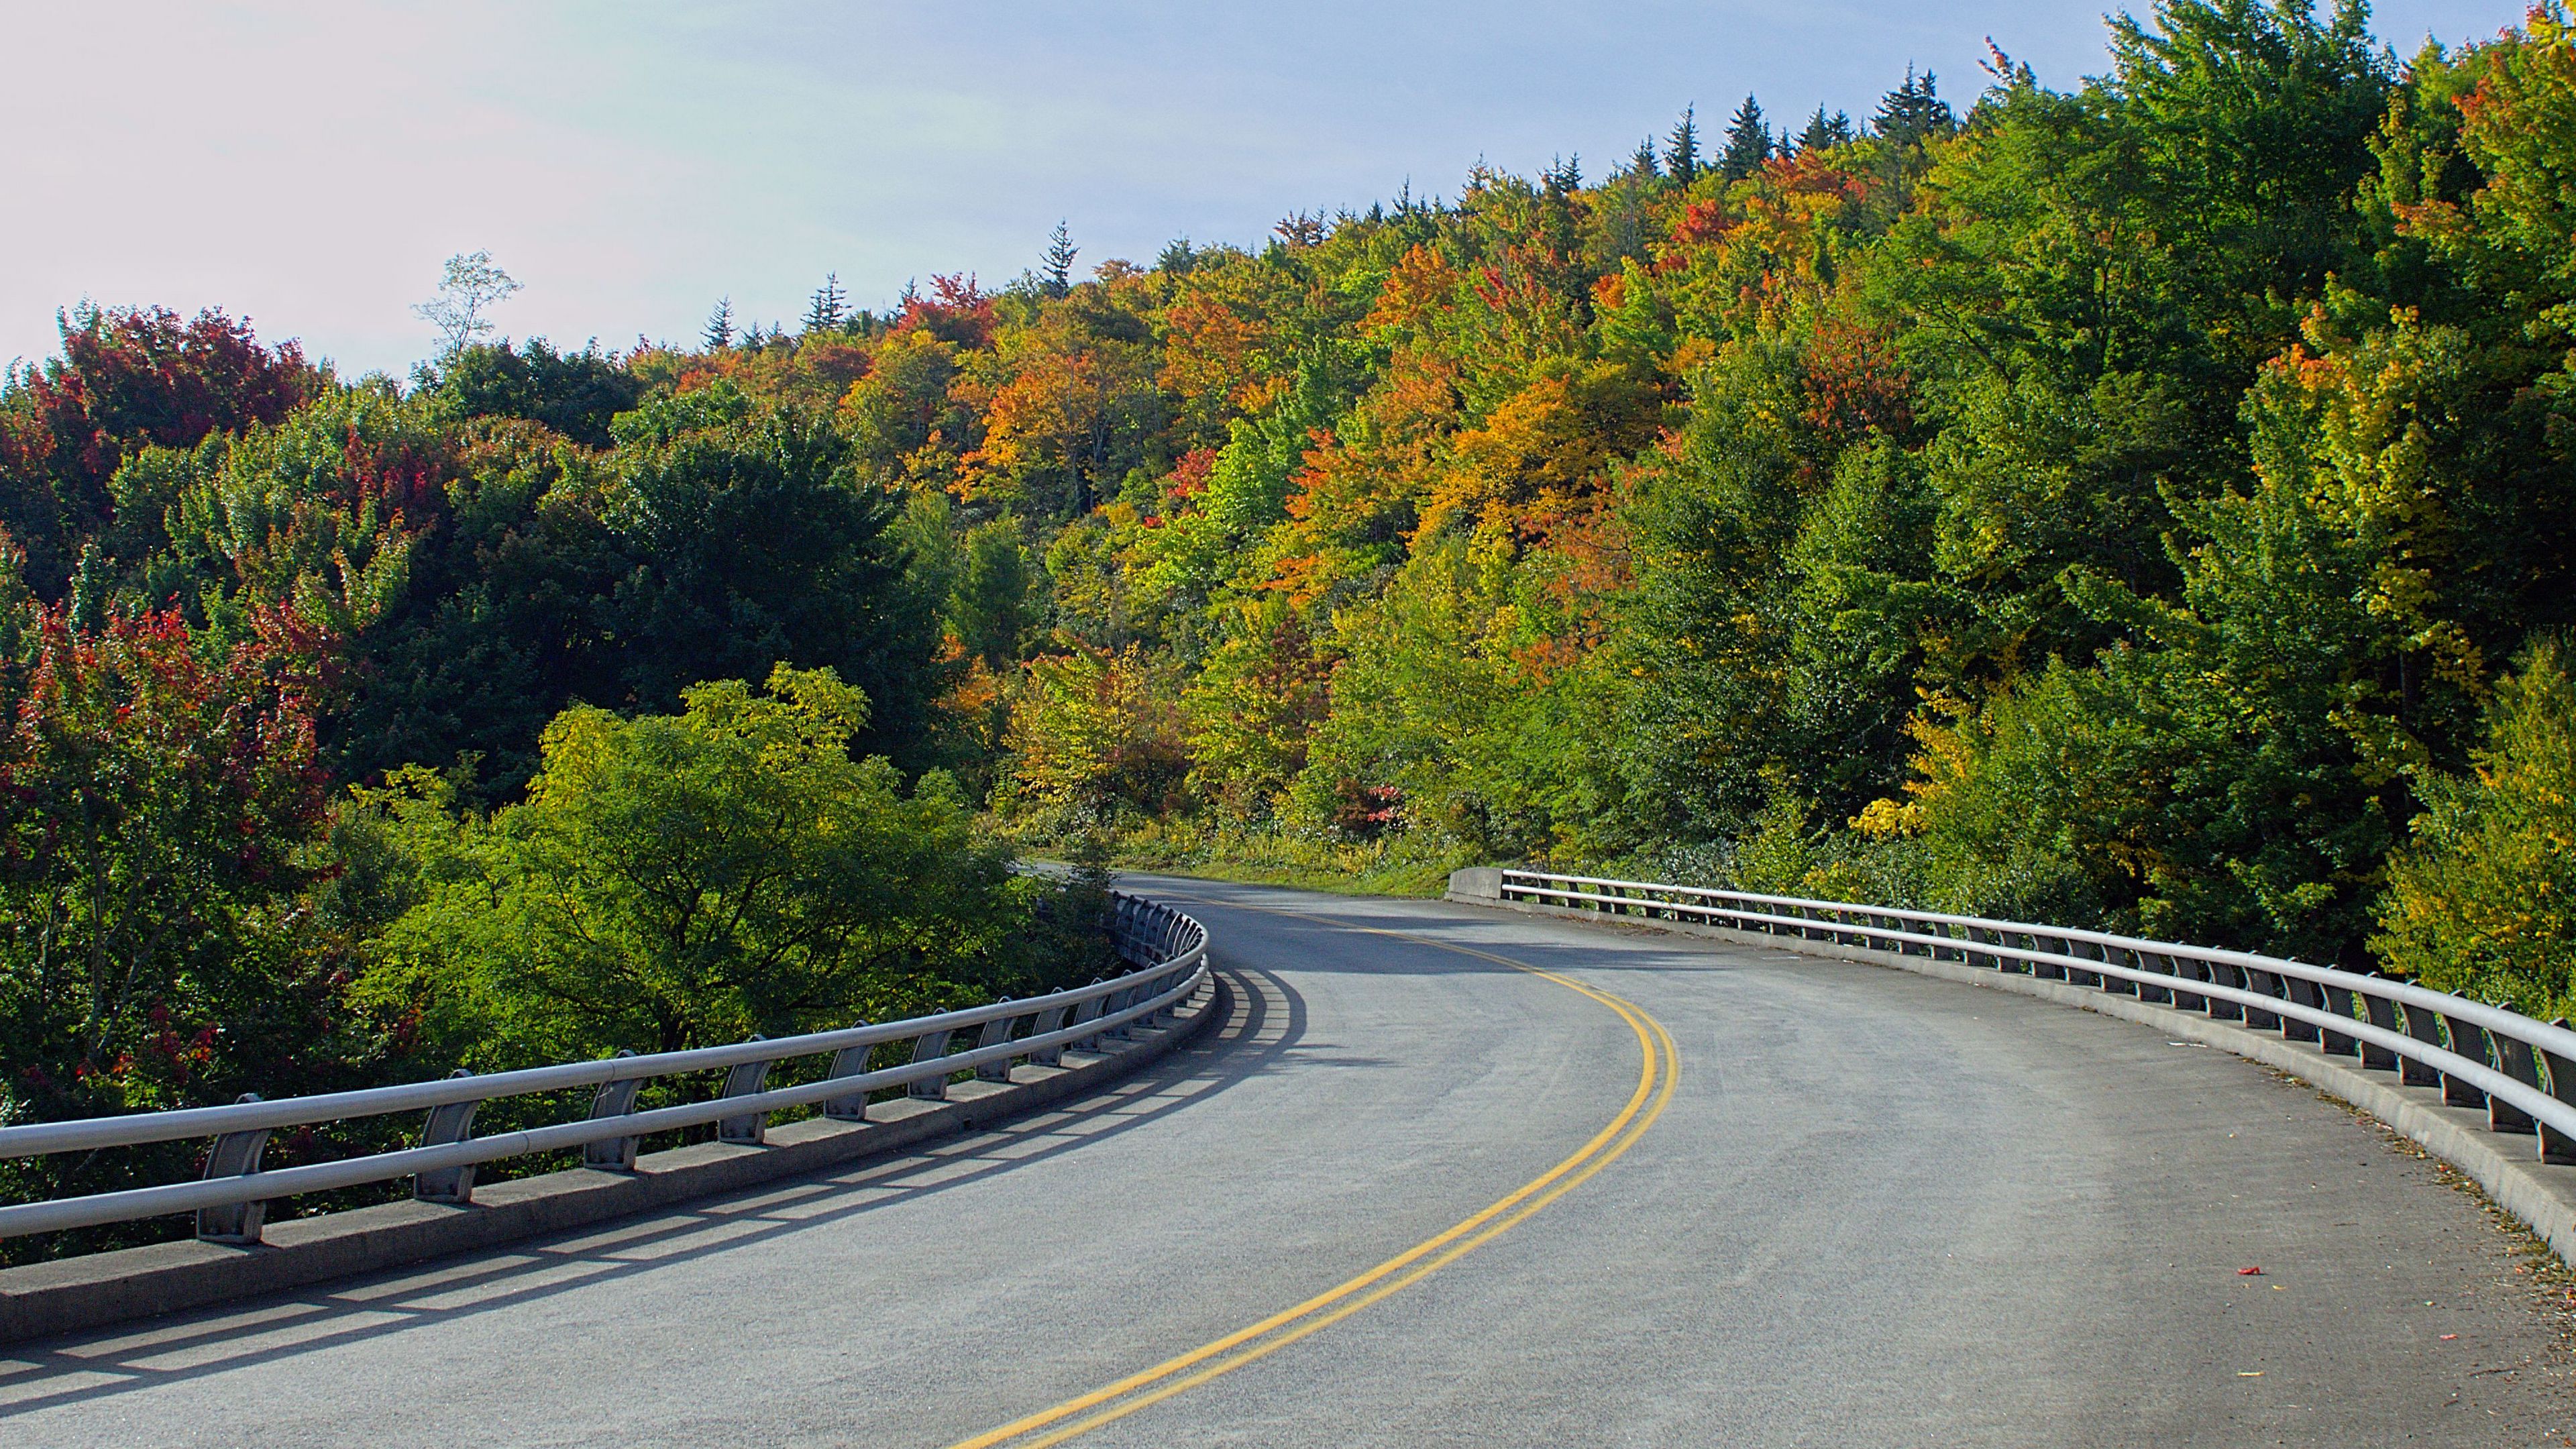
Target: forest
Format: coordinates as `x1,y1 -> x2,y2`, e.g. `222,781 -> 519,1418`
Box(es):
2,0 -> 2571,1199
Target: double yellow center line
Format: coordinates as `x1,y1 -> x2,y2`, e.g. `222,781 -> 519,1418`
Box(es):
946,915 -> 1680,1449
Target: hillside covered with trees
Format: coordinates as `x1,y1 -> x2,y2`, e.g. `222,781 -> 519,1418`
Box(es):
4,0 -> 2573,1179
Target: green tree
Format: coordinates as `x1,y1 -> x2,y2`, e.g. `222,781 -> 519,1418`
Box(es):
2375,640 -> 2576,1017
1664,105 -> 1702,184
602,383 -> 943,768
1872,65 -> 1954,150
1796,106 -> 1857,154
1041,221 -> 1079,299
0,606 -> 339,1114
953,517 -> 1037,668
1002,643 -> 1187,825
360,666 -> 1029,1062
1720,95 -> 1773,180
424,339 -> 642,448
803,274 -> 847,335
415,252 -> 521,355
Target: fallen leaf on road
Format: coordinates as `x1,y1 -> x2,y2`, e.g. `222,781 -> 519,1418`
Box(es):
2239,1267 -> 2264,1276
2441,1334 -> 2458,1341
2239,1371 -> 2264,1377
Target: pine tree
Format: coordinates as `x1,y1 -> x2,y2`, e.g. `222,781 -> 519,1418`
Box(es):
1796,105 -> 1856,154
1663,105 -> 1701,186
702,297 -> 735,350
1628,136 -> 1660,180
1872,65 -> 1955,150
1720,95 -> 1772,180
802,273 -> 846,334
1042,221 -> 1078,298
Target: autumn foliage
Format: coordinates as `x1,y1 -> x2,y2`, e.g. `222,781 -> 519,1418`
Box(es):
9,1 -> 2576,1251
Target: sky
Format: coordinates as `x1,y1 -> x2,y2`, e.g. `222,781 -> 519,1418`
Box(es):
0,1 -> 2533,378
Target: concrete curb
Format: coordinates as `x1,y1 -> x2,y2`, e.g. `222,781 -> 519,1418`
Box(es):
1456,890 -> 2576,1266
0,977 -> 1226,1346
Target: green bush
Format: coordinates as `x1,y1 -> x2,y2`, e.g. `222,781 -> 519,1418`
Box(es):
356,665 -> 1109,1069
2373,641 -> 2576,1018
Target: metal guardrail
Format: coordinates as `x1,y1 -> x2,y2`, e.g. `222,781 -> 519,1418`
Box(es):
0,892 -> 1209,1244
1494,870 -> 2576,1163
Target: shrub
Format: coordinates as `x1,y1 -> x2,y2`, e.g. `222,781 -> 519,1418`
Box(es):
2374,640 -> 2576,1017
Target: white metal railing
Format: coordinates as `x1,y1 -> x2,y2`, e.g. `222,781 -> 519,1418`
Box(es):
0,892 -> 1209,1244
1492,870 -> 2576,1163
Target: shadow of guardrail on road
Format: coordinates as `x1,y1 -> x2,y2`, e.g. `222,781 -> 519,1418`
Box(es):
0,966 -> 1304,1421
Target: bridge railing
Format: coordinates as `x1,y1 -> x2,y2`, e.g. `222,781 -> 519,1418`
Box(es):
1489,869 -> 2576,1162
0,891 -> 1209,1244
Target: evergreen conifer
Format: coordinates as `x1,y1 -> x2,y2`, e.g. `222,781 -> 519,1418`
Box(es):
1873,65 -> 1955,148
1796,105 -> 1856,153
1721,95 -> 1773,180
1041,221 -> 1078,298
802,274 -> 846,334
1663,105 -> 1701,185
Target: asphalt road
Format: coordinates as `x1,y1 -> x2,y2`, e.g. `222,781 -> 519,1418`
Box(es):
5,877 -> 2573,1447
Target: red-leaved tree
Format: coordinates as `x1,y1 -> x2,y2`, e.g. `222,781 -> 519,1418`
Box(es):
0,605 -> 337,1118
0,305 -> 316,590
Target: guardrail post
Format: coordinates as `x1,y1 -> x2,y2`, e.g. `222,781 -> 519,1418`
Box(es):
908,1029 -> 955,1099
2359,982 -> 2402,1069
2280,975 -> 2324,1044
1028,1004 -> 1071,1066
2438,1016 -> 2491,1110
2127,948 -> 2169,1004
2493,1030 -> 2542,1135
2099,943 -> 2139,996
2318,985 -> 2359,1056
584,1051 -> 646,1170
2202,961 -> 2245,1020
2241,967 -> 2285,1031
2165,954 -> 2206,1012
1958,926 -> 1989,970
717,1036 -> 774,1145
1069,982 -> 1106,1049
2542,1021 -> 2576,1165
415,1069 -> 482,1204
194,1093 -> 272,1244
2399,1004 -> 2446,1087
822,1034 -> 873,1122
974,1002 -> 1018,1083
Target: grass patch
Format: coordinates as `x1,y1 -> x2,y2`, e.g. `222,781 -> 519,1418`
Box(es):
1028,818 -> 1470,899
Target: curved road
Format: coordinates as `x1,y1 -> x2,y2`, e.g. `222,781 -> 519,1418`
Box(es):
5,878 -> 2571,1446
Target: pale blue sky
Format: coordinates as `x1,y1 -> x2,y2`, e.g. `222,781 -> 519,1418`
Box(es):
0,1 -> 2526,377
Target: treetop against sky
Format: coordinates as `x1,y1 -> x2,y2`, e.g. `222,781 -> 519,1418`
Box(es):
0,0 -> 2525,376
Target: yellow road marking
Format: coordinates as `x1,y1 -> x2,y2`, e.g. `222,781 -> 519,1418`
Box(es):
945,900 -> 1680,1449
